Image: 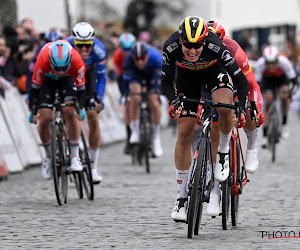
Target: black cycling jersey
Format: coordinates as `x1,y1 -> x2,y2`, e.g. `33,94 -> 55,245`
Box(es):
161,29 -> 249,110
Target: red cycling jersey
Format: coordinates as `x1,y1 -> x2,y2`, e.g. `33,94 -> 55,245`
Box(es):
32,41 -> 86,88
112,47 -> 126,76
223,35 -> 262,110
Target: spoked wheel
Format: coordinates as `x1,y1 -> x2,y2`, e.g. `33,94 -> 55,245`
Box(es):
187,139 -> 207,238
231,138 -> 241,226
80,131 -> 94,200
51,123 -> 68,205
222,147 -> 232,230
131,144 -> 139,165
72,172 -> 83,199
140,112 -> 151,173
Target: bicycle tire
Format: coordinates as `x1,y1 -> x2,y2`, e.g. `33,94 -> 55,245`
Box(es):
131,144 -> 139,165
72,172 -> 83,199
80,131 -> 94,200
222,148 -> 231,230
187,139 -> 207,238
140,111 -> 151,173
268,105 -> 279,162
51,123 -> 68,205
231,138 -> 241,226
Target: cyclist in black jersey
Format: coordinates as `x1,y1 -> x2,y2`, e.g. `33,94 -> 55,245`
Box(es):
161,16 -> 249,222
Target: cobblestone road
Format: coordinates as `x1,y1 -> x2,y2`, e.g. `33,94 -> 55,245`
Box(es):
1,113 -> 300,249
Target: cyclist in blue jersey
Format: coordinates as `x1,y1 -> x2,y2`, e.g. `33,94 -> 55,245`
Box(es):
123,42 -> 163,157
67,22 -> 107,184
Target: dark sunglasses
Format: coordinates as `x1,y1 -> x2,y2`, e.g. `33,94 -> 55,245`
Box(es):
75,43 -> 93,49
133,56 -> 146,61
182,40 -> 206,49
51,63 -> 71,72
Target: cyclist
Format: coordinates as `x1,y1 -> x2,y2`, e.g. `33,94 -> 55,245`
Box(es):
112,32 -> 136,154
162,16 -> 249,222
255,45 -> 298,147
67,22 -> 107,184
29,40 -> 86,179
201,20 -> 264,216
123,41 -> 163,157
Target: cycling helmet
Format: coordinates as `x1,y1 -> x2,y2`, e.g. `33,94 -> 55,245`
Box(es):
49,40 -> 72,67
178,16 -> 208,43
120,33 -> 136,51
131,42 -> 148,58
263,45 -> 279,63
46,29 -> 63,42
207,21 -> 225,39
72,22 -> 95,41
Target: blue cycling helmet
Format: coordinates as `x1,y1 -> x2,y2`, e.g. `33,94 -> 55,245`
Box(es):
49,40 -> 72,67
120,33 -> 136,51
46,29 -> 63,42
131,42 -> 148,58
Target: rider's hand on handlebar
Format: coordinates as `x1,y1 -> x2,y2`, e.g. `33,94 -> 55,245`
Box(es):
233,112 -> 245,128
256,110 -> 264,127
29,112 -> 39,124
168,102 -> 182,120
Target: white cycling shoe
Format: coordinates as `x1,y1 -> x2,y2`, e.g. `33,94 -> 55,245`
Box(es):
245,149 -> 259,173
70,157 -> 83,172
214,151 -> 230,182
92,169 -> 103,184
129,131 -> 139,144
42,157 -> 52,180
152,137 -> 163,157
207,192 -> 221,217
171,198 -> 187,222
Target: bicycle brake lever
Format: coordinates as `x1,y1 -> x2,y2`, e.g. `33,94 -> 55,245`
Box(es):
250,100 -> 258,123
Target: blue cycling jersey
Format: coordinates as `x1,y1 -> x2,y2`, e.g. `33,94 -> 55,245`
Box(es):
66,37 -> 107,99
122,46 -> 162,90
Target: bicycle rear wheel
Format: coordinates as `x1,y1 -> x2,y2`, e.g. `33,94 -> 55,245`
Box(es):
72,172 -> 83,199
222,147 -> 231,230
80,131 -> 94,200
51,123 -> 68,205
187,139 -> 207,238
231,138 -> 241,226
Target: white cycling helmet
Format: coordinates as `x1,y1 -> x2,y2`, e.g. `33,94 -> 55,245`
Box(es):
72,22 -> 95,41
263,45 -> 279,63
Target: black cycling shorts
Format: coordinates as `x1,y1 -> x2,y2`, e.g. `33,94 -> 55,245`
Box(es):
176,61 -> 233,118
84,66 -> 98,110
260,75 -> 289,93
39,75 -> 76,108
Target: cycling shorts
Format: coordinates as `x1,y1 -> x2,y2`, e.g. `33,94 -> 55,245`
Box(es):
84,66 -> 98,111
39,75 -> 76,108
176,61 -> 233,118
129,76 -> 162,95
260,75 -> 289,93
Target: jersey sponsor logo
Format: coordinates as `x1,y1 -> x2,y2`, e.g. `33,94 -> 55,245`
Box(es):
93,44 -> 106,59
162,52 -> 170,65
189,110 -> 197,116
36,68 -> 43,82
182,110 -> 187,115
217,73 -> 226,82
208,43 -> 220,53
178,59 -> 217,71
77,66 -> 85,83
219,82 -> 225,87
234,68 -> 241,75
191,18 -> 198,27
166,42 -> 178,53
221,50 -> 233,61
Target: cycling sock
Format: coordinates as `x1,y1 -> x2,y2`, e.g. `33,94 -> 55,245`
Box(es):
176,169 -> 189,199
130,119 -> 140,133
42,140 -> 52,158
69,140 -> 79,158
282,115 -> 287,125
218,131 -> 231,153
244,128 -> 258,151
212,163 -> 220,195
126,125 -> 131,141
263,127 -> 268,137
152,124 -> 160,139
89,148 -> 99,170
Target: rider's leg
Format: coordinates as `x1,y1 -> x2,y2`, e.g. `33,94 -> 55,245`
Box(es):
261,91 -> 273,146
279,85 -> 291,138
129,83 -> 141,143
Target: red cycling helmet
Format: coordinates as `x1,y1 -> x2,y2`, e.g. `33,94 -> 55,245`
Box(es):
207,21 -> 226,40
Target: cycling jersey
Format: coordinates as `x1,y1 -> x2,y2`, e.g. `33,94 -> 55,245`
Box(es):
162,30 -> 249,110
66,37 -> 107,99
113,47 -> 125,76
32,41 -> 86,88
122,46 -> 162,92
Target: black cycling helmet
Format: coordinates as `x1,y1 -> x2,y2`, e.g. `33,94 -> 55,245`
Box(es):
178,16 -> 208,43
131,42 -> 148,58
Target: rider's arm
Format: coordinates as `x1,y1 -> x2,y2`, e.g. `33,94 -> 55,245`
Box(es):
161,34 -> 178,104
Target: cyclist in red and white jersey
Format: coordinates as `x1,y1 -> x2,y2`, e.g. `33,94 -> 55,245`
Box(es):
200,21 -> 264,216
29,40 -> 86,179
255,45 -> 298,146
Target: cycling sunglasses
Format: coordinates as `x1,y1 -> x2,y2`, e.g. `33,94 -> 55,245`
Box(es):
133,56 -> 146,61
51,63 -> 71,72
181,40 -> 206,49
74,40 -> 94,49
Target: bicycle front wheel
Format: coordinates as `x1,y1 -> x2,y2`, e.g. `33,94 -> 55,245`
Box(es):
51,123 -> 68,205
268,106 -> 279,162
140,110 -> 151,173
187,139 -> 207,238
80,131 -> 94,200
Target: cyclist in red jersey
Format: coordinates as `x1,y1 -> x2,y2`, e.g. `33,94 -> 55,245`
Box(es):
255,45 -> 298,146
200,21 -> 264,216
112,33 -> 136,154
29,40 -> 86,179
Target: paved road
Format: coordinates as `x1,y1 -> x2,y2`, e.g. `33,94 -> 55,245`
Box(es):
1,113 -> 300,249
